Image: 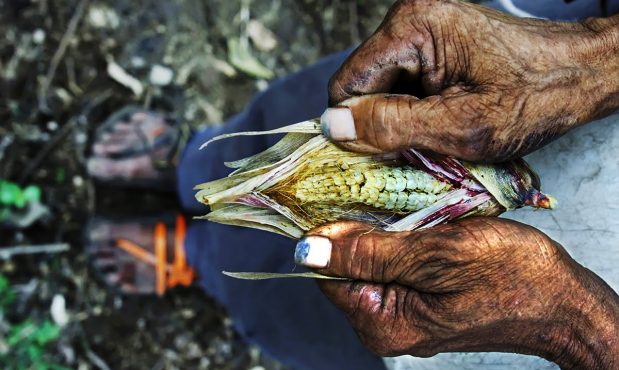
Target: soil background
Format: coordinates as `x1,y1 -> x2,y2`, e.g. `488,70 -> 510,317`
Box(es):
0,0 -> 398,369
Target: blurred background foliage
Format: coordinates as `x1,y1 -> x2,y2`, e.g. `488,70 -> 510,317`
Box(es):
0,0 -> 395,368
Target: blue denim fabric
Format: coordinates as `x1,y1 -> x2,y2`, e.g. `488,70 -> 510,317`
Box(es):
484,0 -> 619,20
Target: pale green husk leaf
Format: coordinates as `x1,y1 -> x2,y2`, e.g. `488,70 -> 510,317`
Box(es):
199,119 -> 320,150
222,271 -> 347,280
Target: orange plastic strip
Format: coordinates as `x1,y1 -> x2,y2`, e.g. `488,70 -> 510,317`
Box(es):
174,214 -> 187,270
154,223 -> 167,296
116,239 -> 157,266
116,218 -> 194,295
167,215 -> 195,288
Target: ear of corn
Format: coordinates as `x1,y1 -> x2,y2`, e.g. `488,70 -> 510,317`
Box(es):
195,119 -> 555,240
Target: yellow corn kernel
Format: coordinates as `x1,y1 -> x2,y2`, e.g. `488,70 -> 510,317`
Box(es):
294,164 -> 451,212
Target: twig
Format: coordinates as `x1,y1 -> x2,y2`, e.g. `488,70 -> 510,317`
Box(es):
74,321 -> 113,370
38,0 -> 89,112
106,57 -> 144,96
0,243 -> 70,260
20,87 -> 111,183
86,349 -> 112,370
19,118 -> 76,183
149,359 -> 165,370
65,56 -> 83,95
0,134 -> 14,163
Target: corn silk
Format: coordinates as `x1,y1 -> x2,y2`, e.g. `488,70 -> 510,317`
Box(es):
194,119 -> 555,280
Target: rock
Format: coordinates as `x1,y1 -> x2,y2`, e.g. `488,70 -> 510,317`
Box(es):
88,5 -> 120,29
247,20 -> 278,52
149,64 -> 174,86
51,294 -> 69,327
107,60 -> 143,96
32,29 -> 46,44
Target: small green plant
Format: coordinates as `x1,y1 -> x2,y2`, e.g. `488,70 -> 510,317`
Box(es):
0,180 -> 41,210
0,179 -> 47,228
0,275 -> 16,308
0,275 -> 70,370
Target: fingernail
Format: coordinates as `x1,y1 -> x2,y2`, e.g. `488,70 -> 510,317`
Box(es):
320,107 -> 356,141
294,236 -> 332,268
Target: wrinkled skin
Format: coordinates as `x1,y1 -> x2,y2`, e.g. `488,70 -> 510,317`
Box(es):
314,2 -> 619,368
314,1 -> 619,368
328,0 -> 619,162
308,219 -> 619,370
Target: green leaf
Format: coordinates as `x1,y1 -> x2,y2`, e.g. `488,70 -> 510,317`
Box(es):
0,274 -> 10,292
55,168 -> 65,184
13,192 -> 25,209
0,207 -> 11,222
0,274 -> 16,308
27,345 -> 42,361
0,181 -> 22,206
48,364 -> 72,370
228,39 -> 274,79
22,185 -> 42,203
32,321 -> 61,345
7,320 -> 36,346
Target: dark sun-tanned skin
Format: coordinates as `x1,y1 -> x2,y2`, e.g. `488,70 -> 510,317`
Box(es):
305,1 -> 619,369
328,0 -> 619,162
310,219 -> 619,370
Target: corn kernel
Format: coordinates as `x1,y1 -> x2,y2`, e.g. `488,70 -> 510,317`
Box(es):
293,164 -> 452,213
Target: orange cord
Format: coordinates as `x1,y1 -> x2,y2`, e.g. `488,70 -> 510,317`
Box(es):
116,239 -> 157,265
154,223 -> 167,296
115,215 -> 195,296
168,215 -> 195,288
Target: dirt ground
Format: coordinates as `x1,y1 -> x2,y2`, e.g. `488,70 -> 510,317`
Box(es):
0,0 -> 394,369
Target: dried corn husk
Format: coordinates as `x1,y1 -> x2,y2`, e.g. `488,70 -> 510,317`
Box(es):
195,119 -> 555,241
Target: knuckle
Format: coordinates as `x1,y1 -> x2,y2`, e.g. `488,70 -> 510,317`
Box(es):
345,283 -> 367,316
365,96 -> 410,151
379,17 -> 413,45
355,233 -> 384,279
328,74 -> 351,105
390,234 -> 425,273
382,0 -> 427,38
345,232 -> 366,278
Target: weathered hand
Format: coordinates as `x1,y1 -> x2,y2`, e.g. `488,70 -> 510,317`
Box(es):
294,218 -> 619,369
323,0 -> 619,162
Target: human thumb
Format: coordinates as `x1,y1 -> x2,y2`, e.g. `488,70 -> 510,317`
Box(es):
293,221 -> 414,282
321,93 -> 475,159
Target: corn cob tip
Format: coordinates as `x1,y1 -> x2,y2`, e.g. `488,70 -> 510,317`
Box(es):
526,190 -> 557,209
